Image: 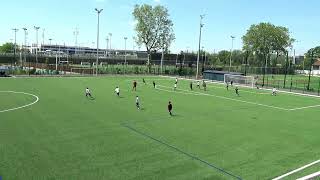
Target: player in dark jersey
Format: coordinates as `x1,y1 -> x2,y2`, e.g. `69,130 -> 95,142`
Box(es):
190,82 -> 193,90
143,78 -> 146,85
202,81 -> 207,91
153,81 -> 156,88
133,80 -> 137,91
235,87 -> 239,96
168,101 -> 173,116
226,83 -> 229,90
231,81 -> 233,86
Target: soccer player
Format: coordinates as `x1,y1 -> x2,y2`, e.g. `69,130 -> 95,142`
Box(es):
174,83 -> 177,91
85,87 -> 92,98
190,82 -> 193,90
115,86 -> 120,97
197,81 -> 201,89
202,80 -> 207,91
136,96 -> 140,110
143,78 -> 146,85
235,87 -> 239,96
132,80 -> 137,91
226,83 -> 229,90
175,77 -> 178,84
272,87 -> 277,96
153,81 -> 156,88
231,80 -> 234,86
168,101 -> 173,116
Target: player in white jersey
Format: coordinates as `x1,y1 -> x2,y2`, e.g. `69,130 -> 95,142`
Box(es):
272,87 -> 277,96
136,96 -> 140,110
115,87 -> 120,97
174,83 -> 177,91
85,87 -> 92,97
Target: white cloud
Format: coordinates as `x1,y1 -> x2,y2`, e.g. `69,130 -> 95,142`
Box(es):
154,0 -> 161,3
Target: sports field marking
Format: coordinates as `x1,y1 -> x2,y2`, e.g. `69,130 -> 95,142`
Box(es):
288,104 -> 320,111
161,75 -> 320,99
297,171 -> 320,180
272,159 -> 320,180
121,123 -> 243,180
0,91 -> 39,113
156,85 -> 290,111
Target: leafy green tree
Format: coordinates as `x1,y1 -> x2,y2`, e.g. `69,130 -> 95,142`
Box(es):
305,46 -> 320,69
217,50 -> 231,66
0,42 -> 14,53
242,22 -> 294,85
133,4 -> 175,69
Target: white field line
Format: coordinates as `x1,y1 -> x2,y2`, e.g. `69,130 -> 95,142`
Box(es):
160,75 -> 320,99
288,104 -> 320,111
297,171 -> 320,180
156,85 -> 289,111
160,76 -> 320,111
0,91 -> 39,113
272,159 -> 320,180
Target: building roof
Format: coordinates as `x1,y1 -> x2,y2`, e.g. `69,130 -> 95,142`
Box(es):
203,70 -> 244,75
313,59 -> 320,66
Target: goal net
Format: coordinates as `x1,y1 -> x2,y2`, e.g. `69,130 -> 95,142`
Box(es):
71,68 -> 94,75
224,74 -> 255,88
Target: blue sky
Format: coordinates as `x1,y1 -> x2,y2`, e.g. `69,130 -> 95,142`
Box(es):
1,0 -> 320,55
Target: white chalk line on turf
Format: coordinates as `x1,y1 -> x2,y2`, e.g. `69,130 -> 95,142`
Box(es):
0,91 -> 39,113
272,159 -> 320,180
156,85 -> 290,111
288,104 -> 320,111
297,171 -> 320,180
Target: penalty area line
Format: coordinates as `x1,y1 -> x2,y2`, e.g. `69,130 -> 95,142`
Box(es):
121,123 -> 243,180
272,159 -> 320,180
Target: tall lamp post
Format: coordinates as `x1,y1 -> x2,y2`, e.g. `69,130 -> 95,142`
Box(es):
34,26 -> 40,68
12,28 -> 19,73
22,28 -> 28,66
124,37 -> 127,64
95,8 -> 103,76
108,33 -> 112,50
49,38 -> 53,45
196,14 -> 205,79
105,37 -> 109,56
229,35 -> 235,72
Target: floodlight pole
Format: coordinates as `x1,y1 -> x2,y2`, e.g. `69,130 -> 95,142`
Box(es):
124,37 -> 128,64
95,8 -> 103,76
105,37 -> 109,56
196,14 -> 205,79
229,36 -> 235,73
12,28 -> 19,73
22,28 -> 28,66
34,26 -> 40,69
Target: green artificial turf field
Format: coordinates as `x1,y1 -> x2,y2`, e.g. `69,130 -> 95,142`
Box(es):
1,76 -> 320,180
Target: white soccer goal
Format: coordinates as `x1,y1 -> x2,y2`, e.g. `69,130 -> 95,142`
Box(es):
224,74 -> 256,88
71,68 -> 94,75
80,62 -> 91,66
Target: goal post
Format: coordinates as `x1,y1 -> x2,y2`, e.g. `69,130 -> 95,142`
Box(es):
224,74 -> 256,88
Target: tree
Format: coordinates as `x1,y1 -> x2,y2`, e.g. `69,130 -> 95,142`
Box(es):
217,50 -> 231,66
305,46 -> 320,69
242,22 -> 294,86
0,42 -> 15,53
133,4 -> 175,69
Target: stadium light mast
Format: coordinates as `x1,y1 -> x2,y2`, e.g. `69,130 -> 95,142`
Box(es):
196,14 -> 205,79
95,8 -> 103,76
105,37 -> 109,56
124,37 -> 127,64
229,35 -> 235,73
108,33 -> 112,50
49,38 -> 53,45
12,28 -> 19,72
34,26 -> 40,68
22,28 -> 28,66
